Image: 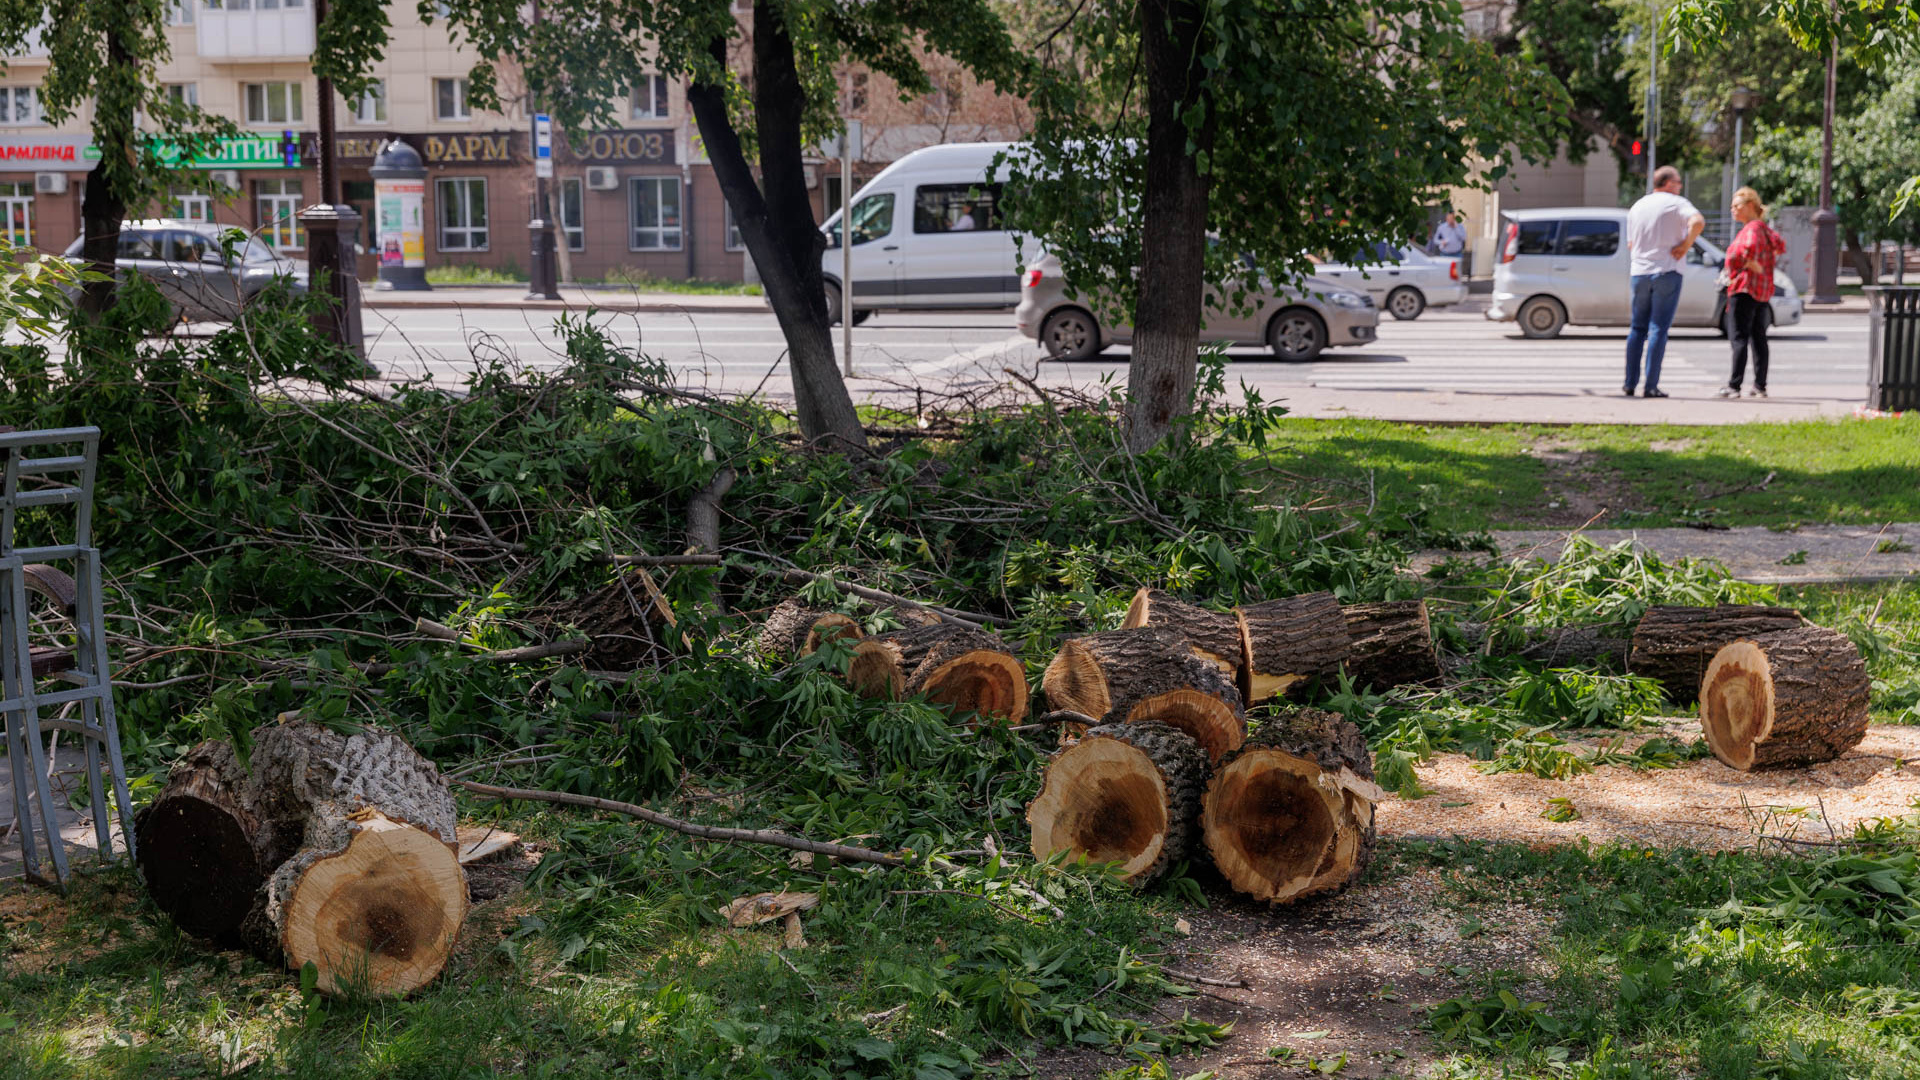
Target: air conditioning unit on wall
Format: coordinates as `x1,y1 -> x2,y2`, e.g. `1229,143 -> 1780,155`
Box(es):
207,170 -> 241,191
33,172 -> 67,195
586,166 -> 619,191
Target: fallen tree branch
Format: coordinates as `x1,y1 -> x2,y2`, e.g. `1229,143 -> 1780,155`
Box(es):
687,466 -> 738,556
455,779 -> 910,867
1162,968 -> 1249,989
359,637 -> 593,676
608,553 -> 723,567
768,566 -> 989,629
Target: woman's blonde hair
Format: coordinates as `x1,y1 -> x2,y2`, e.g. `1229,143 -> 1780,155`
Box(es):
1732,187 -> 1768,218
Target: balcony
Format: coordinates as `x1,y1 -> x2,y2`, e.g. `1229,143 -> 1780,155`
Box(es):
197,7 -> 315,61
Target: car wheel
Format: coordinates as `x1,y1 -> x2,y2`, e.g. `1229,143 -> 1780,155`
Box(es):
1385,286 -> 1426,321
1517,296 -> 1567,339
1040,307 -> 1101,361
824,282 -> 847,326
1267,308 -> 1327,362
852,309 -> 873,326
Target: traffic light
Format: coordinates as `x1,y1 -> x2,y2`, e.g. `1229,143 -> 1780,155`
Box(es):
1628,139 -> 1647,175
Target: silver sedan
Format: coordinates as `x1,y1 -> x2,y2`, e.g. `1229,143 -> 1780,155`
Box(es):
1311,242 -> 1469,321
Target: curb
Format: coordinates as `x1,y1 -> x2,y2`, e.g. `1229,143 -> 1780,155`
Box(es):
362,297 -> 772,315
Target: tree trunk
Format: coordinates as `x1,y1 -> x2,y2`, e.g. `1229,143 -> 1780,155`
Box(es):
1201,706 -> 1379,904
1041,626 -> 1243,756
1235,593 -> 1351,703
685,30 -> 867,454
1699,627 -> 1871,770
135,741 -> 270,944
78,23 -> 137,320
1844,228 -> 1876,286
1629,604 -> 1805,702
854,623 -> 1028,723
1026,721 -> 1209,885
1122,588 -> 1243,677
1341,600 -> 1441,689
757,599 -> 863,661
1125,0 -> 1216,452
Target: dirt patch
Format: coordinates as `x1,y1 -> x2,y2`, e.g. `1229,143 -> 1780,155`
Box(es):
1648,439 -> 1695,453
1513,439 -> 1651,528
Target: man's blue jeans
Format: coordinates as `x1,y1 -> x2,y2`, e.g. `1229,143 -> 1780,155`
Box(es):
1625,271 -> 1684,393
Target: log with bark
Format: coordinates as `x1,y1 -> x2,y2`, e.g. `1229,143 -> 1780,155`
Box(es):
136,722 -> 466,997
757,598 -> 864,661
1629,604 -> 1806,701
1699,627 -> 1872,770
1341,600 -> 1441,689
1201,707 -> 1379,904
1235,593 -> 1351,704
1122,588 -> 1244,678
846,623 -> 1029,722
1040,627 -> 1244,757
1026,721 -> 1209,885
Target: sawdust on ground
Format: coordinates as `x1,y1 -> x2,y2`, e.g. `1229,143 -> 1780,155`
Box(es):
1379,723 -> 1920,850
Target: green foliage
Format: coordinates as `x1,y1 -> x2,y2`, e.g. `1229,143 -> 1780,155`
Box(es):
1745,61 -> 1920,246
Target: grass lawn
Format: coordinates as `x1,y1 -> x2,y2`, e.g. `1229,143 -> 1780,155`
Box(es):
1260,416 -> 1920,532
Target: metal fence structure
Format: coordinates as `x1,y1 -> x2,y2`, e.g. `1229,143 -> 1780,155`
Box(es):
1867,287 -> 1920,412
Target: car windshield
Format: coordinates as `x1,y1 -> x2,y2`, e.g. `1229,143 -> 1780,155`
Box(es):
243,238 -> 280,264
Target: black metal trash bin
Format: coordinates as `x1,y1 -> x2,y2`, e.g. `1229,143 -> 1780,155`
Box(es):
1867,286 -> 1920,411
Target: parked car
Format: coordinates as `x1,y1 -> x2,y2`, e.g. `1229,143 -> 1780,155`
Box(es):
1312,241 -> 1468,320
817,142 -> 1040,323
1015,250 -> 1379,362
62,220 -> 308,321
1486,207 -> 1802,338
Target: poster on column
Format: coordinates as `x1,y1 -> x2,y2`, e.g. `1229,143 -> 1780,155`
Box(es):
376,178 -> 427,268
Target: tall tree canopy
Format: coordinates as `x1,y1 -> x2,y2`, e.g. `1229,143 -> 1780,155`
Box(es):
1008,0 -> 1567,450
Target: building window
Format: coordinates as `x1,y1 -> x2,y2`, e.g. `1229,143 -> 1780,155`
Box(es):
165,0 -> 194,24
435,78 -> 471,122
436,177 -> 488,251
243,82 -> 303,125
1,87 -> 39,127
348,80 -> 387,124
0,182 -> 31,246
724,203 -> 744,251
629,74 -> 669,119
171,189 -> 214,223
166,83 -> 200,108
256,177 -> 303,250
560,177 -> 583,252
628,176 -> 681,251
848,72 -> 868,113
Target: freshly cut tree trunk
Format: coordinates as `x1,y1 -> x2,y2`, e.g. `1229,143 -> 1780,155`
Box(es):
1235,594 -> 1351,704
757,598 -> 863,661
135,741 -> 269,944
1122,588 -> 1243,677
845,637 -> 907,700
1026,722 -> 1209,885
1341,600 -> 1440,689
1630,605 -> 1805,701
1202,707 -> 1379,904
1699,627 -> 1871,770
1042,627 -> 1242,753
1113,653 -> 1245,763
881,623 -> 1028,723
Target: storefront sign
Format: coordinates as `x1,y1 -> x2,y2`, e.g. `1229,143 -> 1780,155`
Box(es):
0,135 -> 93,171
375,177 -> 426,269
571,129 -> 674,165
325,132 -> 521,166
80,133 -> 306,170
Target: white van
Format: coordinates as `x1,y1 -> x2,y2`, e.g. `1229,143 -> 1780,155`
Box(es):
819,142 -> 1039,322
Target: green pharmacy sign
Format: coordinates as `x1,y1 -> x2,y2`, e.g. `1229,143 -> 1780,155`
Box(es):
83,133 -> 305,169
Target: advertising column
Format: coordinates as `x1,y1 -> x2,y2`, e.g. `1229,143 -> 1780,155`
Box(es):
369,139 -> 430,291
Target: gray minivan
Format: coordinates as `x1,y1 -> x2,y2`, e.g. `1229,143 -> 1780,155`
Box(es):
1485,207 -> 1802,338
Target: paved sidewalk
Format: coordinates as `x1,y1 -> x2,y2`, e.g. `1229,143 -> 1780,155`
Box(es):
1442,522 -> 1920,585
1,742 -> 121,882
362,283 -> 770,314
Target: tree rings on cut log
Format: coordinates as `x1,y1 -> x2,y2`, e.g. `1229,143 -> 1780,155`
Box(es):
758,598 -> 864,660
1341,600 -> 1441,689
845,638 -> 906,700
892,624 -> 1029,723
1235,593 -> 1352,704
1699,627 -> 1871,771
1115,653 -> 1245,763
1042,627 -> 1239,744
135,741 -> 266,944
274,809 -> 469,997
1202,707 -> 1378,904
1629,604 -> 1806,702
1026,722 -> 1209,886
1122,589 -> 1244,678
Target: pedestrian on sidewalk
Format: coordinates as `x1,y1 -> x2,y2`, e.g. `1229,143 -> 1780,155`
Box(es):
1623,166 -> 1705,399
1716,187 -> 1786,400
1429,212 -> 1467,257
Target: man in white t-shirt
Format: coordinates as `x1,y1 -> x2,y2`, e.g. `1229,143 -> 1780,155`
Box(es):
1622,166 -> 1705,398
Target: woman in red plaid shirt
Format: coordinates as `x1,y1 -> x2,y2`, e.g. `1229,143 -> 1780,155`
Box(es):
1717,187 -> 1787,399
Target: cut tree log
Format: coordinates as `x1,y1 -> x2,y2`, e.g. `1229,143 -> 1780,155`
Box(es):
1041,627 -> 1243,754
1341,600 -> 1440,688
1201,707 -> 1379,904
1699,627 -> 1871,770
137,721 -> 467,998
1629,604 -> 1806,701
1235,593 -> 1352,704
846,623 -> 1029,722
1122,588 -> 1244,677
1026,721 -> 1209,886
757,598 -> 864,661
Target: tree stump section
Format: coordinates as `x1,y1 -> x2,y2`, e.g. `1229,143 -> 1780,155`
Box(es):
138,722 -> 467,997
1341,600 -> 1440,689
1111,653 -> 1245,763
1699,627 -> 1872,770
1041,627 -> 1241,752
1235,593 -> 1351,704
1122,588 -> 1244,677
1201,707 -> 1378,904
757,598 -> 864,661
845,624 -> 1028,722
1629,604 -> 1806,702
1026,722 -> 1209,886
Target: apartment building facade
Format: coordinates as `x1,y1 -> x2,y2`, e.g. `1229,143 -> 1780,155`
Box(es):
0,5 -> 1029,284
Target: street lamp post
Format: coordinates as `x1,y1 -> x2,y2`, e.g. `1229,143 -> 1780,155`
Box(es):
298,0 -> 367,359
1729,85 -> 1756,235
1810,23 -> 1841,304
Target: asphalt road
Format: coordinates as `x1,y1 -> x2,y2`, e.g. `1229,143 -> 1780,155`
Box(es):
355,302 -> 1874,423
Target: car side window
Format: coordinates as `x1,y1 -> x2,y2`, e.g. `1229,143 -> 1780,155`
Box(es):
912,183 -> 1003,233
1515,220 -> 1559,255
167,231 -> 216,264
117,231 -> 159,260
848,193 -> 895,245
1559,219 -> 1620,257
